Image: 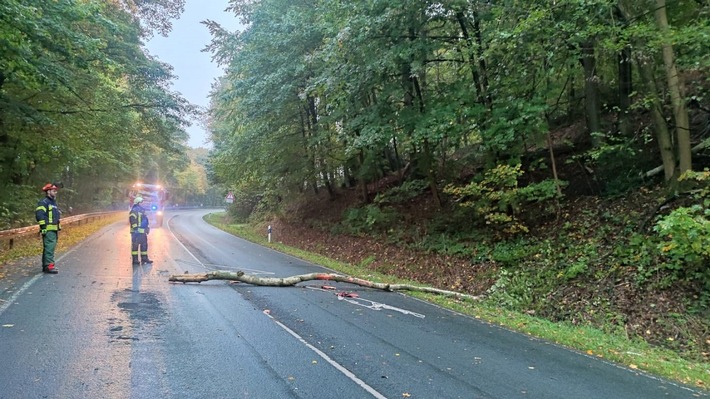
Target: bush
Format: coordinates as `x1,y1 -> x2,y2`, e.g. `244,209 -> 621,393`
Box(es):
588,139 -> 648,196
227,191 -> 261,223
340,204 -> 399,235
373,179 -> 429,205
443,163 -> 563,235
0,184 -> 43,229
654,205 -> 710,281
653,169 -> 710,290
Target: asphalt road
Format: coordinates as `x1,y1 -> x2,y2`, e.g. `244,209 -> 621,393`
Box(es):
0,209 -> 705,399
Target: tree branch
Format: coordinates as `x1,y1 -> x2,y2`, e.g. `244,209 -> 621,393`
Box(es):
36,103 -> 169,114
644,139 -> 709,178
168,271 -> 483,301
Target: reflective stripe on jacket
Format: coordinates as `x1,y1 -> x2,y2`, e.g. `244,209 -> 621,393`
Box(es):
129,204 -> 149,233
36,196 -> 60,231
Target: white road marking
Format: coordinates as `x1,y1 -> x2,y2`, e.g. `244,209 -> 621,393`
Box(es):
338,296 -> 426,318
167,216 -> 274,275
0,237 -> 85,316
166,215 -> 208,271
263,310 -> 389,399
305,286 -> 425,318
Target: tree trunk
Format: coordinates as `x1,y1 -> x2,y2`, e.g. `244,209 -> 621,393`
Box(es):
654,0 -> 692,175
423,139 -> 442,208
358,149 -> 370,203
580,40 -> 602,146
455,11 -> 485,107
637,59 -> 677,181
299,102 -> 319,195
471,9 -> 492,110
168,271 -> 482,301
455,10 -> 491,110
617,46 -> 633,136
617,1 -> 676,181
546,132 -> 563,196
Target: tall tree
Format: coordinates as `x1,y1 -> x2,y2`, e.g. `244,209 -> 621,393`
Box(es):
654,0 -> 692,176
0,0 -> 194,219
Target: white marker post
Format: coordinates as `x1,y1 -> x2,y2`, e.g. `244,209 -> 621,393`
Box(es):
267,225 -> 272,243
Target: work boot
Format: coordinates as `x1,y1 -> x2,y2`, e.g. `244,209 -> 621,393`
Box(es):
132,256 -> 140,266
43,263 -> 58,274
141,258 -> 153,264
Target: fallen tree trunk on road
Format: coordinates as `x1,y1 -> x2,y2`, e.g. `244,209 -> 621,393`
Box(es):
168,271 -> 482,301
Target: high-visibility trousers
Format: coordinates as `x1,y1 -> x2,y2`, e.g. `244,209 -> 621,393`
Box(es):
131,232 -> 149,260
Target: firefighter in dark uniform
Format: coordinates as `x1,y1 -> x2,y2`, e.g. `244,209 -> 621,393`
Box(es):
129,196 -> 153,265
36,183 -> 61,274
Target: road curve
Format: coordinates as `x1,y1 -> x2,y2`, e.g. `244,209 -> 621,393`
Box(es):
0,209 -> 705,399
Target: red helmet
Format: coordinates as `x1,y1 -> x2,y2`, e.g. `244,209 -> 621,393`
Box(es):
42,183 -> 59,192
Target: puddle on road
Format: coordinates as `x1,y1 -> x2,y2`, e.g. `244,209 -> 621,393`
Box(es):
107,289 -> 166,344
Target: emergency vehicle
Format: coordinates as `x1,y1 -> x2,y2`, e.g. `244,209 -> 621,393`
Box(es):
128,182 -> 168,227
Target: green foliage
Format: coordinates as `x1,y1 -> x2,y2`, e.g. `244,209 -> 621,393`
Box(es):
205,0 -> 709,210
226,190 -> 282,223
0,185 -> 38,229
415,232 -> 483,257
655,205 -> 710,271
444,164 -> 562,235
490,238 -> 538,266
614,233 -> 658,284
653,170 -> 710,289
339,204 -> 399,236
640,170 -> 710,296
373,179 -> 429,205
486,268 -> 546,310
484,100 -> 548,157
0,0 -> 197,224
580,137 -> 650,196
227,193 -> 260,223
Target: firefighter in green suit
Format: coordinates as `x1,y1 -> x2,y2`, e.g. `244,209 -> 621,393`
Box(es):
36,183 -> 61,274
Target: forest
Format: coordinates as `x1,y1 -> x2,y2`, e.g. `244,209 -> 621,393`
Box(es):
0,0 -> 216,225
1,0 -> 709,386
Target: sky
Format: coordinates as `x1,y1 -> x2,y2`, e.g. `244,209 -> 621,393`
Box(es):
145,1 -> 242,149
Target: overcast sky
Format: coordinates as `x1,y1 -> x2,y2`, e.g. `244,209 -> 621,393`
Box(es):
145,1 -> 242,149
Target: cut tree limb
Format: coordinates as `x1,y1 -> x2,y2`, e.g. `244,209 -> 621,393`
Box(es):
645,140 -> 709,178
168,271 -> 482,301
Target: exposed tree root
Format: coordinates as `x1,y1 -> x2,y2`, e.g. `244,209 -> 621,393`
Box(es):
168,271 -> 482,301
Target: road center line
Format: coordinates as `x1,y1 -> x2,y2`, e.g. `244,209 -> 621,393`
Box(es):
263,310 -> 389,399
166,215 -> 208,271
168,216 -> 274,275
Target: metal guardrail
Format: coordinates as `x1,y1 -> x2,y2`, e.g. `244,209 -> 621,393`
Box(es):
0,208 -> 224,252
0,211 -> 122,251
